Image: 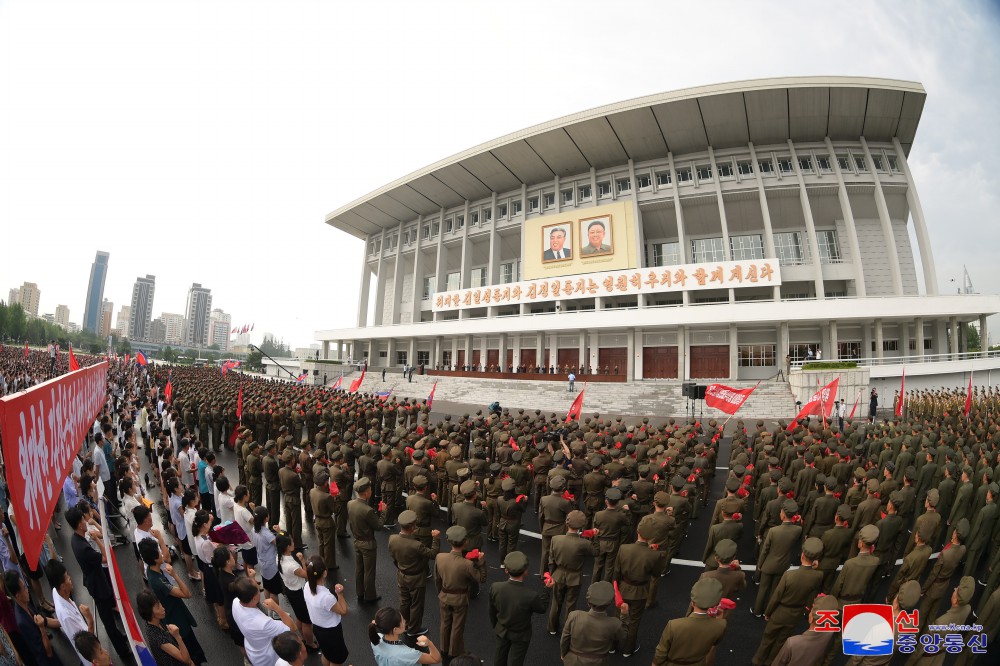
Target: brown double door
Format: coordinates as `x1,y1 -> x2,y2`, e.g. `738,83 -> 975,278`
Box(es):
557,349 -> 578,370
598,348 -> 627,375
643,346 -> 678,379
520,349 -> 537,370
486,350 -> 499,369
690,345 -> 729,379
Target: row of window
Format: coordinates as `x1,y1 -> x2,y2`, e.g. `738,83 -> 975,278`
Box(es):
420,262 -> 519,299
742,338 -> 934,367
645,230 -> 841,267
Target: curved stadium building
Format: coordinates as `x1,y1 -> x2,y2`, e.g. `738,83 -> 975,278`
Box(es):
317,77 -> 1000,389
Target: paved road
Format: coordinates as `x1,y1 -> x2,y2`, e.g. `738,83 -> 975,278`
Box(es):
44,410 -> 985,666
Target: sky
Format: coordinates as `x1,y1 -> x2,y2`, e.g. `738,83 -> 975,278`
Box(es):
2,0 -> 999,348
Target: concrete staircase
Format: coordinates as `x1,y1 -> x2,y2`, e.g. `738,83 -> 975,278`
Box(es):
342,371 -> 797,419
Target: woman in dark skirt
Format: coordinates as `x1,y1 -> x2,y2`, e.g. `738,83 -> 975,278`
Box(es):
211,546 -> 246,656
191,511 -> 225,629
303,556 -> 349,666
277,534 -> 319,649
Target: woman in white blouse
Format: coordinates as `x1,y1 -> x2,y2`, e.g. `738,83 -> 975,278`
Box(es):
277,534 -> 318,650
302,556 -> 349,666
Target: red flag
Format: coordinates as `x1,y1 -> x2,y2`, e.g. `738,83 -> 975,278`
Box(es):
124,353 -> 130,364
135,351 -> 148,366
787,378 -> 840,431
566,388 -> 585,422
236,384 -> 243,421
964,370 -> 974,417
427,380 -> 437,409
895,369 -> 905,418
849,390 -> 861,419
23,342 -> 28,359
509,436 -> 519,452
330,374 -> 343,391
68,344 -> 80,371
164,380 -> 173,404
704,382 -> 759,415
613,581 -> 624,608
349,368 -> 366,393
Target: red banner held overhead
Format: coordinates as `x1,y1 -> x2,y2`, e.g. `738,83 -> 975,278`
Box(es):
0,361 -> 108,567
787,377 -> 840,431
349,368 -> 366,393
704,383 -> 758,415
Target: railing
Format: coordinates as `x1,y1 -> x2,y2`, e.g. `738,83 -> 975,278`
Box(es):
792,350 -> 1000,369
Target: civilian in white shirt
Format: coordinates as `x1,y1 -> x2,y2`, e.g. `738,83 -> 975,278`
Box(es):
132,506 -> 170,567
216,476 -> 236,524
232,577 -> 297,666
233,485 -> 258,570
303,556 -> 349,665
272,631 -> 307,666
178,440 -> 195,488
46,559 -> 95,666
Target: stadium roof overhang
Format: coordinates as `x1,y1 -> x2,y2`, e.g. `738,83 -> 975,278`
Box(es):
326,76 -> 926,240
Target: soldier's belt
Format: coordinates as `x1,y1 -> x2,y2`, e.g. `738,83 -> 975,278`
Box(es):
622,578 -> 648,587
399,567 -> 426,576
441,587 -> 468,594
570,649 -> 612,660
354,538 -> 375,544
655,656 -> 702,665
543,519 -> 564,525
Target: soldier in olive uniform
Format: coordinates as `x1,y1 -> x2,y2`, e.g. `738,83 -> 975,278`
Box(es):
702,508 -> 743,571
489,551 -> 552,666
909,576 -> 975,665
548,511 -> 596,635
919,518 -> 968,630
560,581 -> 627,666
405,475 -> 437,548
539,476 -> 574,577
278,450 -> 304,549
245,440 -> 263,507
452,480 -> 488,557
582,456 -> 608,527
963,481 -> 999,578
819,505 -> 855,593
262,440 -> 281,526
497,478 -> 528,563
753,499 -> 803,615
751,537 -> 825,665
772,593 -> 839,666
377,445 -> 404,526
435,525 -> 487,661
697,539 -> 746,607
484,463 -> 504,542
652,579 -> 727,666
874,492 -> 906,579
298,441 -> 315,524
592,488 -> 630,582
639,492 -> 676,608
388,510 -> 441,636
310,471 -> 337,571
887,526 -> 932,605
348,478 -> 384,604
329,451 -> 351,538
614,519 -> 667,658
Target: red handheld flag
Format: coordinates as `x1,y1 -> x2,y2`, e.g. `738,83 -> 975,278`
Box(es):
349,369 -> 366,393
964,370 -> 974,417
427,381 -> 437,409
895,368 -> 905,418
704,383 -> 759,415
786,378 -> 840,431
236,385 -> 244,421
509,436 -> 519,452
23,342 -> 28,359
848,391 -> 861,420
566,388 -> 585,422
68,344 -> 80,371
164,380 -> 173,404
465,549 -> 481,561
613,581 -> 624,608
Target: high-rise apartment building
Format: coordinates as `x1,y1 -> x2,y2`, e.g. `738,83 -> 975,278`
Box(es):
115,306 -> 131,337
100,299 -> 114,338
150,318 -> 166,344
55,305 -> 70,329
7,288 -> 19,306
128,275 -> 156,341
208,308 -> 231,351
83,251 -> 110,334
161,313 -> 185,346
18,282 -> 40,317
184,283 -> 213,347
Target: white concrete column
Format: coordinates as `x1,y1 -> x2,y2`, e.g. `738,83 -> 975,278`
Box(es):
463,335 -> 472,369
626,329 -> 636,381
373,228 -> 388,326
458,202 -> 471,320
950,317 -> 959,357
825,138 -> 867,297
589,332 -> 599,374
499,334 -> 508,371
512,335 -> 521,371
549,334 -> 559,372
728,323 -> 738,381
487,199 -> 500,318
386,339 -> 396,368
829,321 -> 838,360
432,209 -> 447,322
667,153 -> 690,305
862,325 -> 873,363
786,140 -> 826,299
980,315 -> 988,352
747,143 -> 781,301
450,338 -> 459,369
678,326 -> 689,380
860,138 -> 903,295
914,317 -> 924,360
901,322 -> 911,361
892,138 -> 939,295
357,260 -> 372,327
390,220 -> 405,324
411,216 -> 425,324
779,323 -> 790,376
480,336 -> 489,371
875,320 -> 884,361
408,339 -> 417,367
536,333 -> 544,370
634,329 -> 644,380
578,332 -> 587,369
708,148 -> 735,303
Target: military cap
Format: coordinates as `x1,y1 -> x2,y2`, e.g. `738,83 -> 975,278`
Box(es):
588,455 -> 603,468
957,576 -> 976,605
411,449 -> 425,460
617,480 -> 633,496
638,464 -> 650,476
803,537 -> 824,560
503,551 -> 529,575
926,489 -> 939,506
318,422 -> 328,430
781,499 -> 799,516
264,440 -> 277,451
355,478 -> 372,493
566,511 -> 586,530
769,469 -> 783,482
733,464 -> 747,477
449,446 -> 462,458
460,480 -> 477,497
836,505 -> 853,522
501,478 -> 515,492
412,475 -> 428,489
280,450 -> 295,463
653,491 -> 670,507
605,488 -> 622,502
671,475 -> 686,490
813,594 -> 839,612
853,467 -> 866,480
587,581 -> 615,607
714,539 -> 737,561
866,479 -> 880,493
511,451 -> 523,462
824,477 -> 837,491
859,524 -> 880,545
778,478 -> 794,494
457,468 -> 471,479
552,452 -> 566,464
549,476 -> 566,491
954,518 -> 970,540
397,510 -> 417,528
690,578 -> 724,609
315,471 -> 330,487
897,581 -> 921,609
489,462 -> 502,474
725,478 -> 741,493
446,525 -> 467,544
637,520 -> 656,541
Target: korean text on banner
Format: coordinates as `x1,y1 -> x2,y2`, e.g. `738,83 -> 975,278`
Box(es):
0,361 -> 108,567
704,384 -> 758,415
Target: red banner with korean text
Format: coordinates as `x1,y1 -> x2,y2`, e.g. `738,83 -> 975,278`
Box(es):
0,361 -> 108,567
704,383 -> 758,415
786,377 -> 840,431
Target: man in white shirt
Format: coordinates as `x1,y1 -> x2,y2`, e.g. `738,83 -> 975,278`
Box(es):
837,399 -> 847,432
47,559 -> 95,665
231,577 -> 297,666
178,440 -> 194,487
272,631 -> 307,666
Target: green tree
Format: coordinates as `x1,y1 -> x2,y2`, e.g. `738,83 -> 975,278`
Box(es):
161,346 -> 178,363
246,349 -> 263,371
259,335 -> 290,357
967,324 -> 982,352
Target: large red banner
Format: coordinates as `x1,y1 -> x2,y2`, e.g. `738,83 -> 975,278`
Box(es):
787,377 -> 840,430
704,383 -> 758,415
0,362 -> 108,566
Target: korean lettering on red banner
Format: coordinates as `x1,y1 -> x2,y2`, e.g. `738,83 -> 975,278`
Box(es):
0,361 -> 108,567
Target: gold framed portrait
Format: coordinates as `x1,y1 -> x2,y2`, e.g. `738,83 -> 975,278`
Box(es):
541,222 -> 573,263
579,215 -> 613,257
